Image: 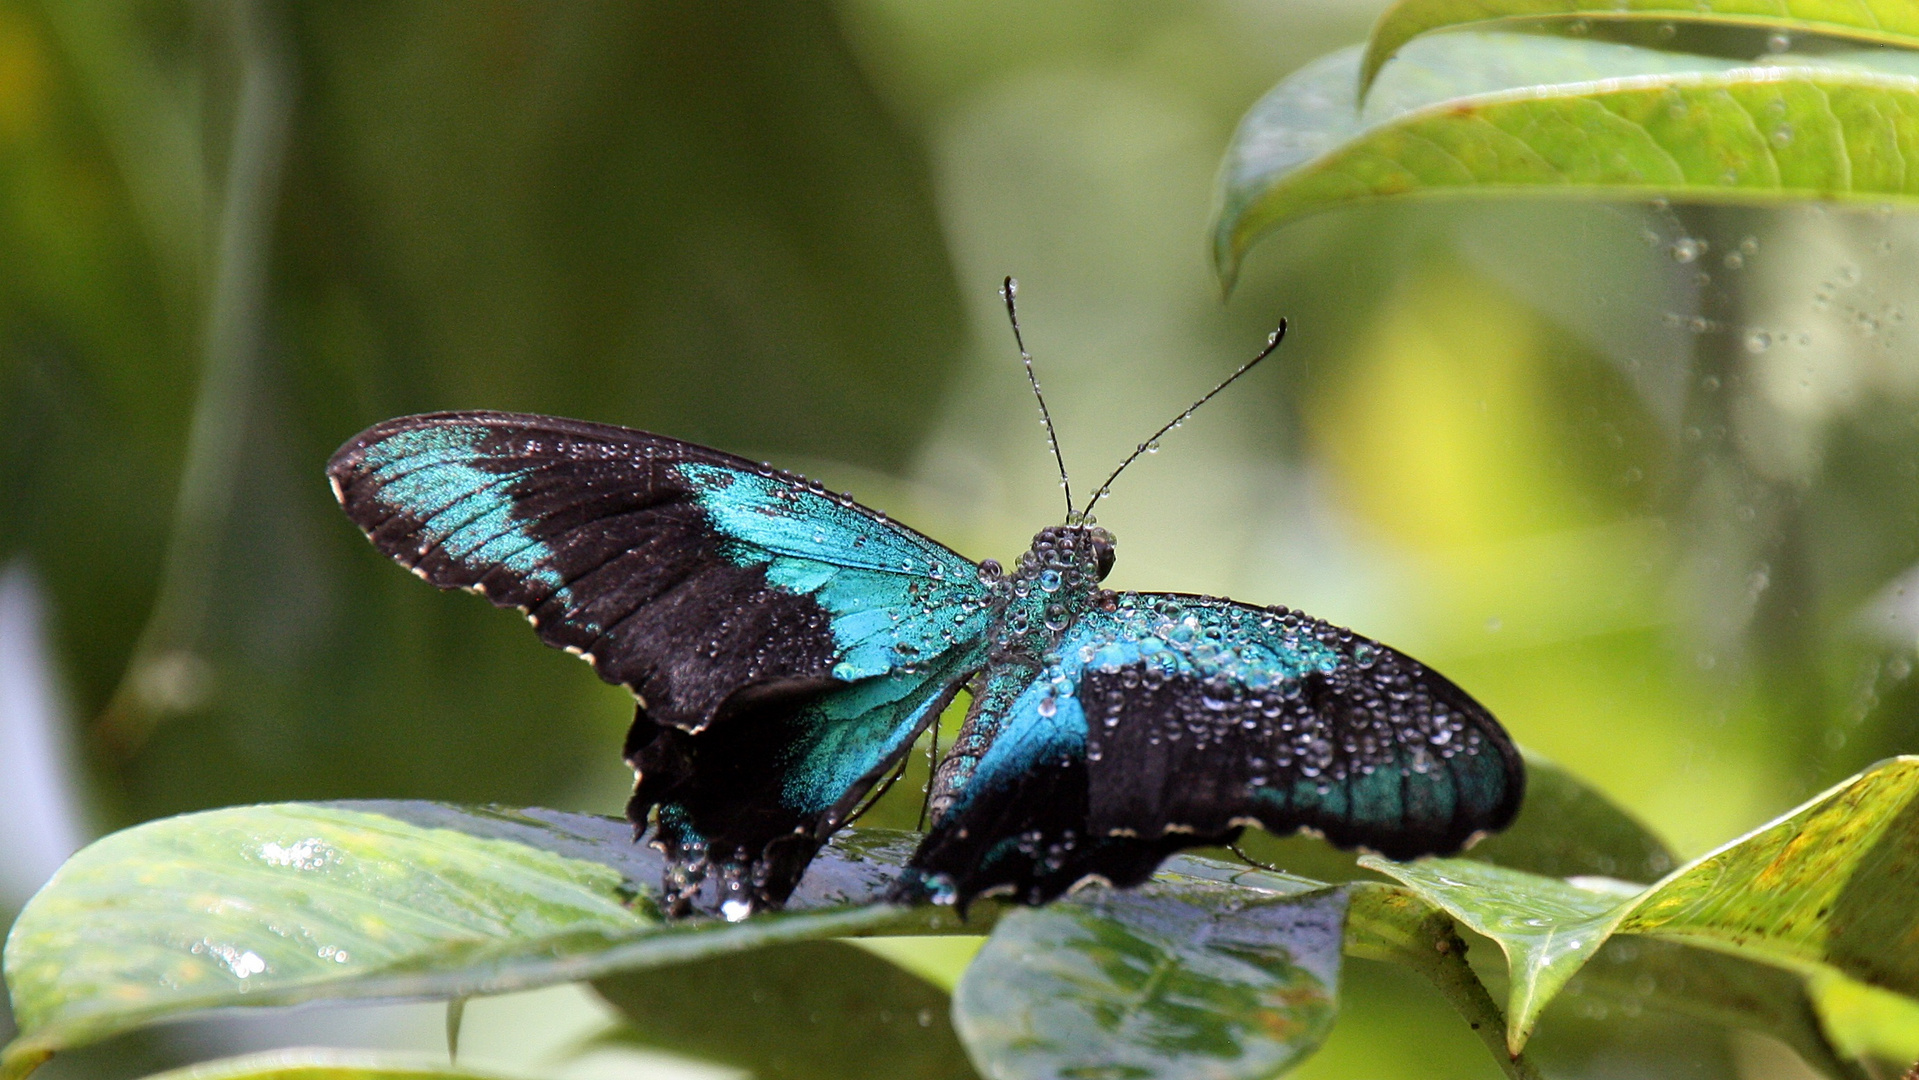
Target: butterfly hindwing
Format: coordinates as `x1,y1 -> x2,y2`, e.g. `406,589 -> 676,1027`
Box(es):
1075,595 -> 1521,857
906,665 -> 1208,907
632,649 -> 976,913
329,411 -> 994,912
908,592 -> 1522,907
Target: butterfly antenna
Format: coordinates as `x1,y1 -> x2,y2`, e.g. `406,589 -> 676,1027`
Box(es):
1003,277 -> 1074,519
1082,318 -> 1287,516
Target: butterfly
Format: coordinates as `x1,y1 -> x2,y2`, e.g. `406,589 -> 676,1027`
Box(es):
326,282 -> 1523,919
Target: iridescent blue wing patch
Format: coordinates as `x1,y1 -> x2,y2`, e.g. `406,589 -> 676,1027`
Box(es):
908,592 -> 1521,908
328,412 -> 993,732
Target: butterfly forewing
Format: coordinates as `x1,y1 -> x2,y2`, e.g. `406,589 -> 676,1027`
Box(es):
328,412 -> 994,732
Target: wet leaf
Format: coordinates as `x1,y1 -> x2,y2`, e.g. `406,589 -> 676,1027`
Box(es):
131,1050 -> 527,1080
1339,881 -> 1533,1076
952,879 -> 1347,1080
1359,856 -> 1622,1050
1214,32 -> 1919,285
592,939 -> 978,1080
0,804 -> 962,1079
1362,0 -> 1919,94
1614,756 -> 1919,988
1364,756 -> 1919,1058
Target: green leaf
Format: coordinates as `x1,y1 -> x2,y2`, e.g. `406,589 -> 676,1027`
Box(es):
1362,0 -> 1919,95
1614,756 -> 1919,985
1341,882 -> 1543,1079
1213,32 -> 1919,286
130,1050 -> 528,1080
1357,857 -> 1622,1052
1465,751 -> 1678,882
1364,756 -> 1919,1057
952,878 -> 1347,1080
847,936 -> 989,993
1808,969 -> 1919,1067
0,803 -> 965,1079
592,939 -> 979,1080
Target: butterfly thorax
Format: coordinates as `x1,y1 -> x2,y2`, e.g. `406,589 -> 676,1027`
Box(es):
929,524 -> 1117,824
980,523 -> 1116,661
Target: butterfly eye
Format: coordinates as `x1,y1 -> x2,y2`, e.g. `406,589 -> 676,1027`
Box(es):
1093,538 -> 1116,581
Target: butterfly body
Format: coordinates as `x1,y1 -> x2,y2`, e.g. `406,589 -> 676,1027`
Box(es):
329,411 -> 1522,918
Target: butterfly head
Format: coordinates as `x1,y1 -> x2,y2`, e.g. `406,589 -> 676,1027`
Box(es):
1015,524 -> 1116,589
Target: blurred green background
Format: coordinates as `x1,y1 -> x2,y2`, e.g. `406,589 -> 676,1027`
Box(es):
2,2 -> 1914,1078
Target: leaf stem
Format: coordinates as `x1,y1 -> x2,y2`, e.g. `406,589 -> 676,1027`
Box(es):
1345,885 -> 1542,1080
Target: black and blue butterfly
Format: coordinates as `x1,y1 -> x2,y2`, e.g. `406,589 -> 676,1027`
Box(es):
326,284 -> 1522,919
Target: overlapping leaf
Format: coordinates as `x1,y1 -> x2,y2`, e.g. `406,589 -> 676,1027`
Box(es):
1365,756 -> 1919,1061
0,804 -> 953,1080
1362,0 -> 1919,94
1214,32 -> 1919,285
9,758 -> 1911,1080
952,876 -> 1347,1080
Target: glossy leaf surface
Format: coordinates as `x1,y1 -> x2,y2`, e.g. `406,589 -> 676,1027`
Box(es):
1366,756 -> 1919,1055
953,876 -> 1346,1080
1362,0 -> 1919,93
0,804 -> 951,1079
1214,33 -> 1919,284
1361,855 -> 1622,1049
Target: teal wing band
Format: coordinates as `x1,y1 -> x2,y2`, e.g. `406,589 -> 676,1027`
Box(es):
675,463 -> 995,682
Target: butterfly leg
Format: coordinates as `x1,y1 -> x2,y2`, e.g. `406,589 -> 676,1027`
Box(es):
627,655 -> 975,918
